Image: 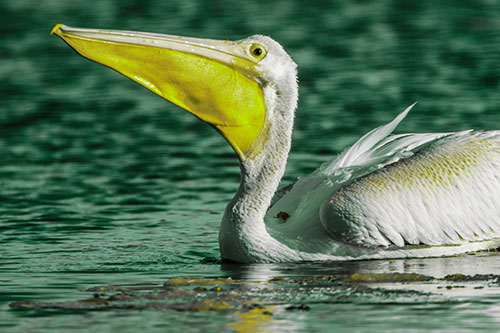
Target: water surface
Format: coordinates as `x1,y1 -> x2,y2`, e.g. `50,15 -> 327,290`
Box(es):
1,0 -> 500,331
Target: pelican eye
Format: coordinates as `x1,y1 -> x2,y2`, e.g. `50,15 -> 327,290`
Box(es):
250,44 -> 267,60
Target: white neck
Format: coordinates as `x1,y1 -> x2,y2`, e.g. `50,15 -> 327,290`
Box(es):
218,82 -> 300,262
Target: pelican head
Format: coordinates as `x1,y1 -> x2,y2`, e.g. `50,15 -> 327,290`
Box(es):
50,24 -> 298,161
52,24 -> 303,262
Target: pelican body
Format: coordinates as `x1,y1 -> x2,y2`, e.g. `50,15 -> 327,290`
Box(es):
51,24 -> 500,263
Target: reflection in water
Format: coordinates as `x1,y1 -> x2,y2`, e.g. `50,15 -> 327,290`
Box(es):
227,305 -> 289,333
221,252 -> 500,281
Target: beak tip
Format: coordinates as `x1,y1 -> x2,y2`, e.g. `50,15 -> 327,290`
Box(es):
50,24 -> 65,36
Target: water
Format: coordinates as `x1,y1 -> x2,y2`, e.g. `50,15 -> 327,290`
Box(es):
1,0 -> 500,331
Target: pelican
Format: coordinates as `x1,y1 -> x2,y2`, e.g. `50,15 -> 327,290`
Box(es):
51,24 -> 500,263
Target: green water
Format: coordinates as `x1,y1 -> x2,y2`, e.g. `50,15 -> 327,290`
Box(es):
2,0 -> 500,331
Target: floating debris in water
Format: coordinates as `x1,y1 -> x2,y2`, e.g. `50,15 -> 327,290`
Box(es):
285,304 -> 310,311
343,272 -> 432,283
443,274 -> 500,283
9,273 -> 500,316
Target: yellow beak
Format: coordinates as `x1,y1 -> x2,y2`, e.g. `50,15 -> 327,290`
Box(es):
51,24 -> 267,160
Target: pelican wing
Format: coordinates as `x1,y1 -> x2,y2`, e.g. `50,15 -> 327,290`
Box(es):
320,129 -> 500,247
267,105 -> 500,253
268,104 -> 449,220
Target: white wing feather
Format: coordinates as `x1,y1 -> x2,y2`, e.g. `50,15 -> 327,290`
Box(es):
324,103 -> 452,173
266,105 -> 500,252
320,130 -> 500,248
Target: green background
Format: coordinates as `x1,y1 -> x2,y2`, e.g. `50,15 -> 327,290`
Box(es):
1,0 -> 500,331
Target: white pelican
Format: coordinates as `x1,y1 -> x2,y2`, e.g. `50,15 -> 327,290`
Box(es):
51,24 -> 500,263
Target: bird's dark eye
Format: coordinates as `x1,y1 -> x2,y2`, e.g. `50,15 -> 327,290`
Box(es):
250,44 -> 267,60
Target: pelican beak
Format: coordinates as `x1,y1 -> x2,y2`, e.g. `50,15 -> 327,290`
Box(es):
51,24 -> 267,160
